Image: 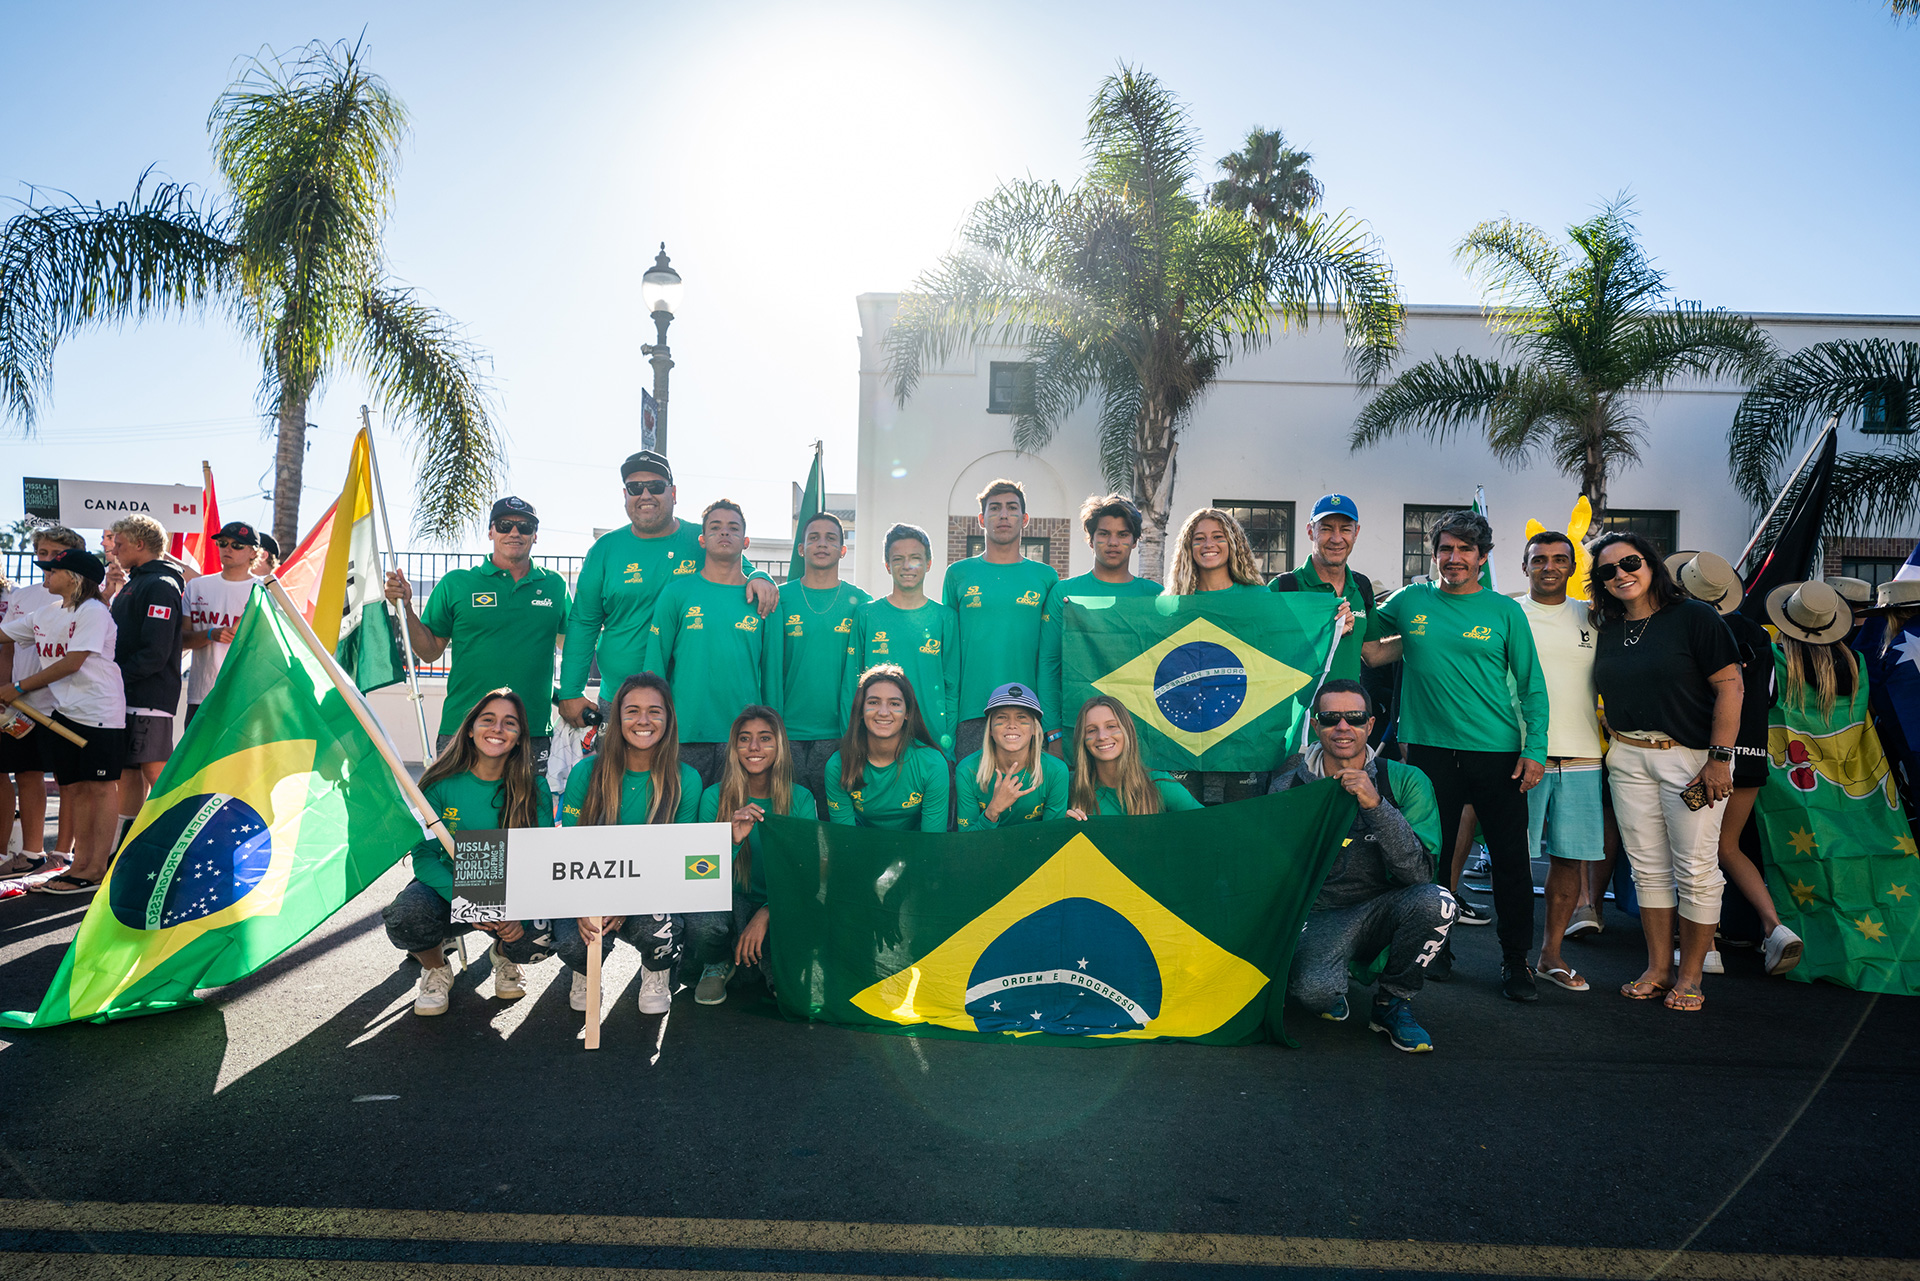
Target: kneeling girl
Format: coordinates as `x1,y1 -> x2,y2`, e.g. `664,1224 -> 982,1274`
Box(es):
955,682 -> 1068,829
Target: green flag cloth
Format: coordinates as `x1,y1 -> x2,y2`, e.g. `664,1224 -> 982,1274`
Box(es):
1757,651 -> 1920,995
789,450 -> 824,584
759,785 -> 1356,1046
1062,591 -> 1338,772
2,588 -> 426,1027
337,599 -> 405,694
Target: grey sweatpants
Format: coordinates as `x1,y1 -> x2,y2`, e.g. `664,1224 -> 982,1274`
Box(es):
1288,883 -> 1456,1010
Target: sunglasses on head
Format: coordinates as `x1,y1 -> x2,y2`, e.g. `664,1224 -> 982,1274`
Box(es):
494,519 -> 536,536
1591,554 -> 1645,583
625,479 -> 670,497
1314,709 -> 1371,727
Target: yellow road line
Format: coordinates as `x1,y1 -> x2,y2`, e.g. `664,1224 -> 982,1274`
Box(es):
2,1199 -> 1911,1280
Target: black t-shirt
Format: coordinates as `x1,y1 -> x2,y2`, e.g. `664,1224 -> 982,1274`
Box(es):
1593,599 -> 1742,749
1724,611 -> 1776,752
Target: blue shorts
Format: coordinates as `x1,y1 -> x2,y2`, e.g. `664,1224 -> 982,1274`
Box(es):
1527,760 -> 1605,861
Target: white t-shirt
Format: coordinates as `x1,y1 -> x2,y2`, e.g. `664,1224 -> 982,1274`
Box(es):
183,573 -> 261,704
0,582 -> 57,714
0,598 -> 126,730
1518,595 -> 1605,759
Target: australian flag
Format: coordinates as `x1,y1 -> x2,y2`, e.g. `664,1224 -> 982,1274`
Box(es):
1858,539 -> 1920,821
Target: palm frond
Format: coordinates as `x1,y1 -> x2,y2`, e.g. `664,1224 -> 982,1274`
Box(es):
1229,209 -> 1402,383
1730,338 -> 1920,504
1207,127 -> 1321,229
1456,217 -> 1566,329
1350,354 -> 1520,449
1085,64 -> 1199,240
1828,444 -> 1920,535
1095,363 -> 1143,491
1614,303 -> 1776,393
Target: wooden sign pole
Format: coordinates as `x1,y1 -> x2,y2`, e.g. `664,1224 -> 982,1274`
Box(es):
4,702 -> 88,748
584,916 -> 602,1050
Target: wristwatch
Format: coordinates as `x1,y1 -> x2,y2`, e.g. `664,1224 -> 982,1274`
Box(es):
1707,746 -> 1735,763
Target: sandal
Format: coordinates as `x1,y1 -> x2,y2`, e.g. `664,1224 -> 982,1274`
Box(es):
35,873 -> 100,895
1620,977 -> 1672,1000
1537,964 -> 1589,992
1664,986 -> 1704,1012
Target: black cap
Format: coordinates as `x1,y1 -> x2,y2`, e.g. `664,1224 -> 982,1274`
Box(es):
35,547 -> 107,585
257,532 -> 281,559
620,450 -> 673,484
489,496 -> 538,527
214,521 -> 259,547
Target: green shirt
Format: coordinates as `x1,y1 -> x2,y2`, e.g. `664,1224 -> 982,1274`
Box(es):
777,580 -> 871,741
559,757 -> 702,826
1088,770 -> 1205,817
1374,584 -> 1549,762
953,751 -> 1069,830
696,781 -> 819,908
1270,558 -> 1376,683
410,769 -> 554,900
940,555 -> 1059,721
843,597 -> 960,756
823,743 -> 951,831
644,573 -> 784,743
420,560 -> 570,737
1037,572 -> 1162,731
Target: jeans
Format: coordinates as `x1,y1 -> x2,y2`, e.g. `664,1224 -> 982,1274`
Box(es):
1290,883 -> 1457,1008
679,742 -> 728,789
1405,744 -> 1535,959
791,738 -> 841,817
955,717 -> 987,762
381,879 -> 555,963
682,909 -> 735,976
1167,770 -> 1272,807
1606,739 -> 1726,924
552,913 -> 681,975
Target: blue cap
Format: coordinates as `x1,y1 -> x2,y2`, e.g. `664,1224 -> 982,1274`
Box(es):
984,682 -> 1043,717
1310,494 -> 1360,523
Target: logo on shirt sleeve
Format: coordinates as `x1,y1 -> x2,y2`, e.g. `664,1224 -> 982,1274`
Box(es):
147,604 -> 172,620
472,592 -> 497,608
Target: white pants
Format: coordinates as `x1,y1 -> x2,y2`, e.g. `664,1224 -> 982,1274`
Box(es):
1606,739 -> 1726,924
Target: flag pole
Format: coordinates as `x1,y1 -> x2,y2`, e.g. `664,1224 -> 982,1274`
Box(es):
1736,416 -> 1838,572
361,406 -> 436,766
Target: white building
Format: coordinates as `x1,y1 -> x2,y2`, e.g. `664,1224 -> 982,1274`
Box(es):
853,299 -> 1920,594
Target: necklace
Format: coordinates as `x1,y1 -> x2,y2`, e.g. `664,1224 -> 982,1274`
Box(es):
1623,614 -> 1653,647
800,581 -> 844,616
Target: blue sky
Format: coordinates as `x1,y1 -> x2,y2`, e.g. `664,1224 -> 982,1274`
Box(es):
4,0 -> 1915,556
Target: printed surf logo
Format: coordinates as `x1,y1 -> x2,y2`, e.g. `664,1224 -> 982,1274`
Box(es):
1093,618 -> 1309,755
685,855 -> 719,880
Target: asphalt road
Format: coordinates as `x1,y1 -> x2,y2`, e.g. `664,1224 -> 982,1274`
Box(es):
0,861 -> 1914,1279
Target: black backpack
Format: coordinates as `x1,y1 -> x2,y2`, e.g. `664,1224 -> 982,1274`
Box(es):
1270,565 -> 1376,615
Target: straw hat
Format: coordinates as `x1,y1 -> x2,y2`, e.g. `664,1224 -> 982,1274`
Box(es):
1876,578 -> 1920,610
1765,580 -> 1854,644
1825,577 -> 1874,611
1664,551 -> 1744,616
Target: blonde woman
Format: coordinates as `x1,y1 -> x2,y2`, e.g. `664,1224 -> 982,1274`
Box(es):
1169,508 -> 1266,596
954,683 -> 1068,830
1064,696 -> 1203,818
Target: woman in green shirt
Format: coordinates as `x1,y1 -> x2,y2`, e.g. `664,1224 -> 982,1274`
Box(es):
825,665 -> 951,831
697,705 -> 819,1003
955,682 -> 1069,830
555,672 -> 700,1017
1064,695 -> 1204,819
381,688 -> 556,1017
1166,507 -> 1271,804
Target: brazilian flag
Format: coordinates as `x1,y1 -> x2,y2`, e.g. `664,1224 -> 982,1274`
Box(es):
1062,592 -> 1339,772
1,589 -> 425,1027
759,785 -> 1356,1045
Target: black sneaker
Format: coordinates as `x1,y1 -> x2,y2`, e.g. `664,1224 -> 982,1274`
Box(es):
1500,959 -> 1538,1003
1426,937 -> 1454,983
1455,897 -> 1494,927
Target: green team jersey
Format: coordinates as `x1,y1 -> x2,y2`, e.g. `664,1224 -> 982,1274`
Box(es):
940,555 -> 1059,721
823,743 -> 951,831
696,781 -> 819,908
559,757 -> 702,826
953,750 -> 1070,830
1089,771 -> 1205,817
410,770 -> 553,900
844,597 -> 960,756
558,519 -> 768,701
1269,558 -> 1377,683
420,559 -> 570,737
1037,572 -> 1163,731
1374,584 -> 1548,762
777,579 -> 871,741
644,573 -> 783,743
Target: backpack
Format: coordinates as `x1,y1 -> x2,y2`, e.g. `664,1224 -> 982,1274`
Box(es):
1271,565 -> 1376,615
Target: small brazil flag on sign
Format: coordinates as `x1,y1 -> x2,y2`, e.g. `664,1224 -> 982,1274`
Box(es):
685,856 -> 720,880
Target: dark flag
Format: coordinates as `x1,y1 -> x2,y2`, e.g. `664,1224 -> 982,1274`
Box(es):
1740,429 -> 1837,623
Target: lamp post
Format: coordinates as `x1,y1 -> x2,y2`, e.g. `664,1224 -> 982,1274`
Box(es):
640,243 -> 683,453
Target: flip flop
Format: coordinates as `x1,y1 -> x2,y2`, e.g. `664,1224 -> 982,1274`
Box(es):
1537,964 -> 1589,992
1620,977 -> 1672,1000
1664,987 -> 1704,1012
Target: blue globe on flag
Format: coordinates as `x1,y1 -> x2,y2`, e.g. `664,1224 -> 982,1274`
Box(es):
109,793 -> 274,930
1152,640 -> 1248,732
964,898 -> 1164,1035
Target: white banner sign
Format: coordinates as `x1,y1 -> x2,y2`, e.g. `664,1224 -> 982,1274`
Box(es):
503,823 -> 732,920
23,477 -> 203,529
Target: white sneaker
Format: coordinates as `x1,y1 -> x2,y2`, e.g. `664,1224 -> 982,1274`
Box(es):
1703,949 -> 1724,975
414,964 -> 455,1016
1764,924 -> 1804,976
637,966 -> 672,1014
569,969 -> 593,1013
490,945 -> 525,999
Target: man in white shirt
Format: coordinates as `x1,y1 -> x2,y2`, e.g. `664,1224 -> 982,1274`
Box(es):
1517,531 -> 1606,992
0,527 -> 83,874
181,522 -> 263,726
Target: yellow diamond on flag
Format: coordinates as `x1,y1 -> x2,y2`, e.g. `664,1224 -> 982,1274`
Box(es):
1092,617 -> 1311,756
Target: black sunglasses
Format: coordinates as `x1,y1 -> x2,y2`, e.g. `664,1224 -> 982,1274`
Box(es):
213,539 -> 248,551
1591,554 -> 1645,584
1314,709 -> 1371,727
624,479 -> 670,497
494,519 -> 536,536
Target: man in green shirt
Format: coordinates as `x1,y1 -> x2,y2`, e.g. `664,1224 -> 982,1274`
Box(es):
1038,493 -> 1162,752
845,524 -> 959,757
778,510 -> 870,811
644,500 -> 783,785
940,478 -> 1058,760
556,450 -> 775,728
385,496 -> 570,770
1270,494 -> 1377,682
1363,509 -> 1548,1002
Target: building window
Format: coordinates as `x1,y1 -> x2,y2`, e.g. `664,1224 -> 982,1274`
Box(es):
1402,504 -> 1467,585
964,534 -> 1053,563
987,362 -> 1035,415
1840,557 -> 1905,592
1213,501 -> 1294,581
1861,380 -> 1912,435
1598,509 -> 1679,559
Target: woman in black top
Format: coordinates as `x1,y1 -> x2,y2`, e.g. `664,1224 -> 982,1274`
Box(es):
1589,534 -> 1743,1012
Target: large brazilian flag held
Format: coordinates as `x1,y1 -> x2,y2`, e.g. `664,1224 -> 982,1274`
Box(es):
759,785 -> 1356,1045
1062,592 -> 1339,772
1,589 -> 426,1027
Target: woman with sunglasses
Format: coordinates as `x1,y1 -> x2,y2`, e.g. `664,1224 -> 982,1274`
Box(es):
955,683 -> 1069,830
1588,533 -> 1743,1012
1064,696 -> 1202,818
826,665 -> 951,831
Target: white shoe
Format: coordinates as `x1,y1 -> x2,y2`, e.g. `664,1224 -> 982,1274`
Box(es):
638,966 -> 672,1014
569,969 -> 593,1013
490,945 -> 525,999
414,964 -> 455,1016
1673,947 -> 1725,975
1764,924 -> 1804,976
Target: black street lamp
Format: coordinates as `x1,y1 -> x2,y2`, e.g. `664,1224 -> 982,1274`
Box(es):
640,243 -> 683,453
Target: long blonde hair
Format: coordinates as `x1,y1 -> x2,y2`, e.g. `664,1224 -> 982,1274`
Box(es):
419,688 -> 543,830
714,705 -> 794,888
1067,696 -> 1163,817
974,706 -> 1043,790
1170,508 -> 1263,595
579,673 -> 684,825
1781,634 -> 1855,720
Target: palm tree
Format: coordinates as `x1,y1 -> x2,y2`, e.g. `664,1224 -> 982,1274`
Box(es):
1207,128 -> 1322,231
0,39 -> 498,548
1350,200 -> 1775,522
885,66 -> 1401,579
1730,339 -> 1920,534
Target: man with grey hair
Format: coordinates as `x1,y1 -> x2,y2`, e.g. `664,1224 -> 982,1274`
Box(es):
1363,509 -> 1548,1002
107,514 -> 186,847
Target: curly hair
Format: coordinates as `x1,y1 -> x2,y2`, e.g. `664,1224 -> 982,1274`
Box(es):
1170,508 -> 1264,594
